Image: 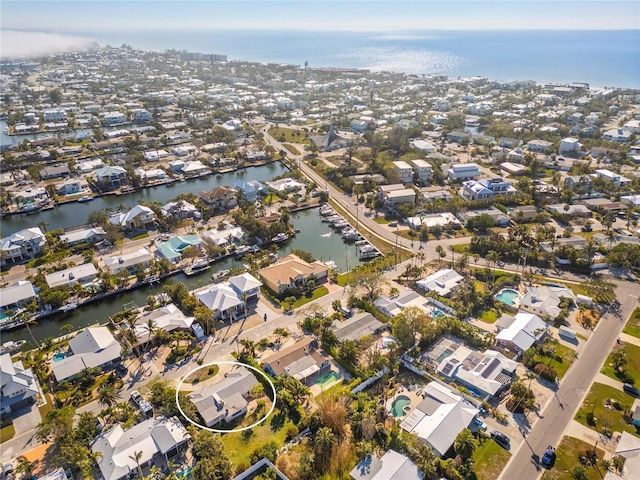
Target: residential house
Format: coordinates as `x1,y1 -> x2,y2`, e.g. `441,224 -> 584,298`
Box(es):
548,204 -> 592,217
76,158 -> 105,174
157,234 -> 203,263
195,283 -> 245,321
52,326 -> 122,382
161,200 -> 199,219
60,226 -> 106,245
92,416 -> 190,480
228,272 -> 263,302
446,131 -> 471,144
509,205 -> 540,222
603,432 -> 640,480
406,212 -> 461,231
350,449 -> 422,480
135,167 -> 167,183
498,137 -> 523,148
432,98 -> 450,111
257,254 -> 328,295
56,178 -> 86,195
200,226 -> 246,248
245,150 -> 268,162
383,188 -> 416,207
603,128 -> 632,143
234,459 -> 290,480
330,312 -> 387,344
266,178 -> 305,193
621,195 -> 640,207
131,108 -> 152,123
392,161 -> 414,184
560,137 -> 581,154
143,149 -> 170,162
447,163 -> 480,180
458,207 -> 510,227
39,164 -> 70,180
411,159 -> 433,183
263,337 -> 332,386
109,205 -> 156,231
594,169 -> 632,187
461,177 -> 516,201
45,263 -> 98,289
133,304 -> 195,344
103,111 -> 127,126
374,290 -> 430,318
199,186 -> 238,211
526,140 -> 554,153
0,227 -> 46,266
400,381 -> 478,457
181,161 -> 209,177
410,139 -> 436,153
94,166 -> 128,189
0,353 -> 40,414
499,162 -> 526,176
234,179 -> 267,203
495,312 -> 548,354
416,269 -> 464,297
103,247 -> 154,275
564,175 -> 592,190
0,281 -> 37,314
43,108 -> 67,123
188,366 -> 259,427
519,285 -> 576,319
13,187 -> 48,207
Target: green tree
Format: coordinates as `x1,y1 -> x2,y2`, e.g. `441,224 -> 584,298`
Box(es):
453,428 -> 476,460
97,382 -> 118,408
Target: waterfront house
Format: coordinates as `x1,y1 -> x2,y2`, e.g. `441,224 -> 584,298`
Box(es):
43,108 -> 67,123
135,167 -> 167,183
266,178 -> 305,193
60,226 -> 106,246
0,353 -> 40,415
14,187 -> 48,207
45,263 -> 98,289
447,163 -> 480,180
188,366 -> 259,427
161,200 -> 199,219
234,179 -> 267,203
496,312 -> 548,353
416,269 -> 464,297
0,281 -> 37,313
350,449 -> 422,480
330,312 -> 387,344
400,381 -> 478,457
195,283 -> 245,321
39,164 -> 70,180
94,165 -> 128,189
199,186 -> 238,211
263,337 -> 332,386
56,178 -> 86,195
109,205 -> 156,231
103,247 -> 154,275
181,160 -> 209,177
228,272 -> 262,302
257,254 -> 328,295
157,234 -> 203,263
133,304 -> 195,344
0,227 -> 46,266
92,416 -> 190,480
52,326 -> 122,382
200,225 -> 246,248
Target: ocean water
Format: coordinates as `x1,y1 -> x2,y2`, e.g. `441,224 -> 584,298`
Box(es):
89,29 -> 640,88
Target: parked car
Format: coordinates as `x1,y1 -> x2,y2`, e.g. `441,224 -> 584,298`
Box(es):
130,390 -> 143,404
490,430 -> 510,449
623,383 -> 640,397
541,445 -> 556,467
472,417 -> 488,431
115,364 -> 128,377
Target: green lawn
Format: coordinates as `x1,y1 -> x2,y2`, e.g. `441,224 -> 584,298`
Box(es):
479,309 -> 499,323
623,308 -> 640,339
268,126 -> 309,144
533,342 -> 576,379
544,436 -> 606,480
472,435 -> 511,480
373,217 -> 392,224
282,143 -> 301,155
0,423 -> 15,443
452,244 -> 471,254
291,286 -> 329,309
602,342 -> 640,384
220,406 -> 293,465
574,383 -> 639,437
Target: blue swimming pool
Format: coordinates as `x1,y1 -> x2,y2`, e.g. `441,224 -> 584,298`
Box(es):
391,395 -> 411,417
495,288 -> 521,306
52,352 -> 67,362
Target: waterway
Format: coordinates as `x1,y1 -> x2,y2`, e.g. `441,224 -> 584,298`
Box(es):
2,162 -> 290,236
1,207 -> 365,348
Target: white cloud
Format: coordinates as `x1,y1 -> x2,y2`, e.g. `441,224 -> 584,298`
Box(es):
1,30 -> 98,59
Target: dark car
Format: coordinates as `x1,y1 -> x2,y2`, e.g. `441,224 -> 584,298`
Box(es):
490,430 -> 510,449
115,364 -> 128,377
623,383 -> 640,397
541,445 -> 556,467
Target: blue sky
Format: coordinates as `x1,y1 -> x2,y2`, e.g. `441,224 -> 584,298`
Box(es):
2,1 -> 639,32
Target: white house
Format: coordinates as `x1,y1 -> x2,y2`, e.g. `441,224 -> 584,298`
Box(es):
45,263 -> 98,289
448,163 -> 480,180
94,166 -> 128,189
234,180 -> 267,203
411,159 -> 433,182
103,111 -> 127,126
416,269 -> 464,297
560,137 -> 581,154
519,285 -> 575,319
103,248 -> 154,275
43,108 -> 67,123
267,178 -> 305,193
195,283 -> 245,321
400,382 -> 478,457
228,272 -> 263,302
496,312 -> 547,353
0,353 -> 40,414
392,161 -> 414,184
603,128 -> 633,143
0,227 -> 46,266
109,205 -> 156,230
143,149 -> 169,162
594,169 -> 632,187
374,291 -> 430,318
131,108 -> 152,123
461,177 -> 516,201
410,139 -> 436,153
0,281 -> 37,313
526,140 -> 554,153
60,226 -> 106,245
52,326 -> 122,382
133,304 -> 195,344
350,449 -> 422,480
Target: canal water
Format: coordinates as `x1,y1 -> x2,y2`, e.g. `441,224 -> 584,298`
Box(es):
2,162 -> 290,236
1,207 -> 365,348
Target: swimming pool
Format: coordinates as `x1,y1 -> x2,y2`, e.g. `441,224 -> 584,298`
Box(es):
315,371 -> 340,387
52,352 -> 67,362
495,288 -> 521,306
391,395 -> 411,417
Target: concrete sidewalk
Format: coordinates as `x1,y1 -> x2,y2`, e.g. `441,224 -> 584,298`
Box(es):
563,420 -> 617,457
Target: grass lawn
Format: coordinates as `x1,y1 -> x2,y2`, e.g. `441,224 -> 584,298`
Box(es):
472,435 -> 511,480
0,423 -> 15,443
602,342 -> 640,384
184,365 -> 220,385
623,308 -> 640,339
268,126 -> 309,144
39,395 -> 54,418
452,244 -> 471,254
479,309 -> 499,323
282,143 -> 301,155
574,383 -> 639,437
131,233 -> 150,241
220,406 -> 293,465
533,342 -> 576,378
373,217 -> 392,224
291,286 -> 329,309
543,436 -> 606,480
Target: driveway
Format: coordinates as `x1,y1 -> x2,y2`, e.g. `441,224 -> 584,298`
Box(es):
0,405 -> 42,464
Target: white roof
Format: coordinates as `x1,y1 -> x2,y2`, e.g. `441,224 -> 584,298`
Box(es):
133,304 -> 194,343
0,281 -> 36,308
496,312 -> 547,351
109,204 -> 154,227
416,269 -> 464,296
195,283 -> 243,313
45,263 -> 97,288
53,327 -> 121,381
228,272 -> 262,294
350,449 -> 423,480
60,226 -> 106,244
104,248 -> 153,272
1,227 -> 46,252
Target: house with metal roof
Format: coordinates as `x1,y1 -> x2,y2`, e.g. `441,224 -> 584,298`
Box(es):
45,263 -> 98,289
0,353 -> 40,414
496,312 -> 548,354
228,272 -> 263,302
103,248 -> 154,275
330,312 -> 387,344
91,416 -> 190,480
519,285 -> 575,320
195,283 -> 245,321
133,304 -> 195,344
188,366 -> 259,427
52,326 -> 122,382
0,280 -> 37,313
350,449 -> 422,480
59,226 -> 106,245
263,337 -> 332,386
416,269 -> 464,297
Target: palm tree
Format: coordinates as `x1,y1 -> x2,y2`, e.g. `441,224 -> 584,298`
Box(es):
98,383 -> 118,408
453,428 -> 476,460
36,220 -> 49,233
435,245 -> 446,267
143,318 -> 158,352
239,339 -> 256,358
129,450 -> 144,479
486,250 -> 500,284
19,312 -> 40,348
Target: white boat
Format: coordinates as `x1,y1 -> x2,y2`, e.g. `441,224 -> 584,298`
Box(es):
60,302 -> 78,312
211,269 -> 230,282
183,258 -> 210,276
324,260 -> 338,270
235,245 -> 253,257
78,195 -> 93,202
0,340 -> 26,355
271,232 -> 289,243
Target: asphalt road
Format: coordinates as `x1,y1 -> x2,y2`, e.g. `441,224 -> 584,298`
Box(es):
498,279 -> 639,480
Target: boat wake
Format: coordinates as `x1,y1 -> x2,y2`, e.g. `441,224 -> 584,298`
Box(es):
320,232 -> 332,238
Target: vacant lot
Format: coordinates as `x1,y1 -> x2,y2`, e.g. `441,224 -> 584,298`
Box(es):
602,342 -> 640,385
473,435 -> 511,480
623,308 -> 640,338
544,436 -> 606,480
574,383 -> 639,437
